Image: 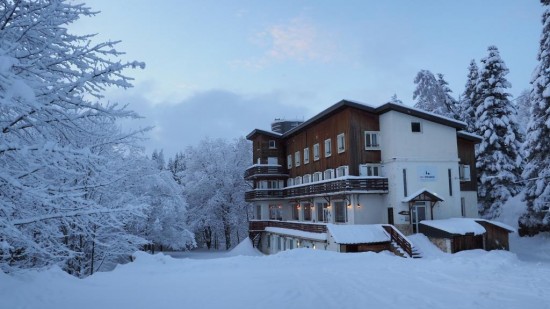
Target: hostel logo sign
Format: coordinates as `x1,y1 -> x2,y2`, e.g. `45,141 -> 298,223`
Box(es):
418,166 -> 437,182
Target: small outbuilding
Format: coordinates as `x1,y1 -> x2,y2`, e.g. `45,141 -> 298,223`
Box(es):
418,218 -> 514,253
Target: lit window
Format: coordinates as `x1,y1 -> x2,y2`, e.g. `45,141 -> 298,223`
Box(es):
337,133 -> 345,153
313,143 -> 320,161
295,151 -> 301,167
325,139 -> 332,157
304,147 -> 310,164
364,131 -> 380,149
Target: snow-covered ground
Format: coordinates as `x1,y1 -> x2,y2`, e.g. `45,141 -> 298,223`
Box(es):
2,236 -> 550,309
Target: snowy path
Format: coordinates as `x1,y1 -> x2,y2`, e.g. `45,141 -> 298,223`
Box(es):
2,244 -> 550,309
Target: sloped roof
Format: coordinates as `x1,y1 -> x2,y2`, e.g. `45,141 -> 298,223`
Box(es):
402,188 -> 444,203
327,224 -> 390,244
265,227 -> 327,241
246,100 -> 469,140
420,218 -> 486,236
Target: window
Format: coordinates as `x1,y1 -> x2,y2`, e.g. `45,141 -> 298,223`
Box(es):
277,236 -> 281,250
448,169 -> 453,196
293,204 -> 299,220
459,164 -> 471,182
364,131 -> 380,149
411,122 -> 422,133
295,151 -> 301,167
287,178 -> 294,187
316,202 -> 329,223
287,154 -> 292,169
303,174 -> 311,184
303,203 -> 312,221
304,148 -> 310,164
269,205 -> 281,220
337,133 -> 345,153
461,197 -> 466,217
325,139 -> 332,157
313,172 -> 322,182
336,166 -> 349,178
256,205 -> 261,220
267,157 -> 278,165
324,169 -> 334,180
295,176 -> 302,185
313,143 -> 320,161
335,201 -> 347,223
359,164 -> 380,176
269,140 -> 276,149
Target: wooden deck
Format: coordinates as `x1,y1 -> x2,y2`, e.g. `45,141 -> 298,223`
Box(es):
249,220 -> 327,233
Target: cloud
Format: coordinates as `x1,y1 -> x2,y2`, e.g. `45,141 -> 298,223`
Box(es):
112,88 -> 309,157
233,17 -> 337,69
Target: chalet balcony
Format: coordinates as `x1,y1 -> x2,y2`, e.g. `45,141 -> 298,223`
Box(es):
245,177 -> 388,201
249,220 -> 327,233
244,164 -> 289,180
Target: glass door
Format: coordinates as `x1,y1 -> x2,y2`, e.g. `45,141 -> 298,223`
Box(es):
412,202 -> 427,233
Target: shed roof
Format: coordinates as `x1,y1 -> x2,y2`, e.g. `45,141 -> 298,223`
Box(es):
420,218 -> 486,236
402,188 -> 444,203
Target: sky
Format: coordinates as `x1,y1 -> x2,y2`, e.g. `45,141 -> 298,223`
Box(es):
72,1 -> 543,157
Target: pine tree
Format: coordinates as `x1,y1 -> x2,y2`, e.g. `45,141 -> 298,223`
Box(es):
413,70 -> 457,118
459,60 -> 480,131
474,45 -> 523,219
519,1 -> 550,235
390,94 -> 404,105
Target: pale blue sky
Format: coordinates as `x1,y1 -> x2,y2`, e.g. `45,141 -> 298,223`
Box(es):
74,1 -> 542,155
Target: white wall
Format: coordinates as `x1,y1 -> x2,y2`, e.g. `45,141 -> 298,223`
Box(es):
353,194 -> 386,224
379,111 -> 462,222
461,191 -> 479,218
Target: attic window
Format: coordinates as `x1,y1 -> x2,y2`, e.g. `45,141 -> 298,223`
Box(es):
411,122 -> 422,133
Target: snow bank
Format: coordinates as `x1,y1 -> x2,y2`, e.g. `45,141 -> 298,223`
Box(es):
327,224 -> 390,244
420,218 -> 486,235
1,241 -> 550,309
226,237 -> 264,257
407,233 -> 448,258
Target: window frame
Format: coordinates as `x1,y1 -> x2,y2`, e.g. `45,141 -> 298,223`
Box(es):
287,154 -> 292,169
359,164 -> 381,177
364,131 -> 380,150
313,143 -> 320,161
268,140 -> 276,149
303,147 -> 310,164
337,133 -> 345,153
324,138 -> 332,157
295,151 -> 301,167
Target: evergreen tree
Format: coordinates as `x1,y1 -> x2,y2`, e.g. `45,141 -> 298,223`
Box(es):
514,89 -> 532,135
520,1 -> 550,235
459,60 -> 480,131
413,70 -> 457,118
390,93 -> 404,105
474,45 -> 523,218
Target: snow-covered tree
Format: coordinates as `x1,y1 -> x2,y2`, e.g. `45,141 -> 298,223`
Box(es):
413,70 -> 457,118
389,94 -> 404,105
0,0 -> 155,275
458,60 -> 480,131
514,89 -> 532,135
182,138 -> 251,250
474,45 -> 523,219
520,1 -> 550,235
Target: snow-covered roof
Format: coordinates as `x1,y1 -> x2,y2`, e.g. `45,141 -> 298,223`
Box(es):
420,218 -> 486,236
402,188 -> 444,203
327,224 -> 390,244
457,130 -> 483,142
265,227 -> 327,241
475,219 -> 515,233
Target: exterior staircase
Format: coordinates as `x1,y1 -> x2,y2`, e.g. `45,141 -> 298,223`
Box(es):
383,224 -> 422,258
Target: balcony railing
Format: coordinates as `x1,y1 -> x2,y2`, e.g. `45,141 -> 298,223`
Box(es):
249,220 -> 327,234
244,164 -> 288,179
245,177 -> 388,201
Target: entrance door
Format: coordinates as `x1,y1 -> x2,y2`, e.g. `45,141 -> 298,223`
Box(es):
411,202 -> 427,233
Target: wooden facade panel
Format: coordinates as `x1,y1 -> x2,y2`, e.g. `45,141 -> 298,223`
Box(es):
457,138 -> 478,192
285,107 -> 380,178
340,242 -> 390,253
251,135 -> 286,165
